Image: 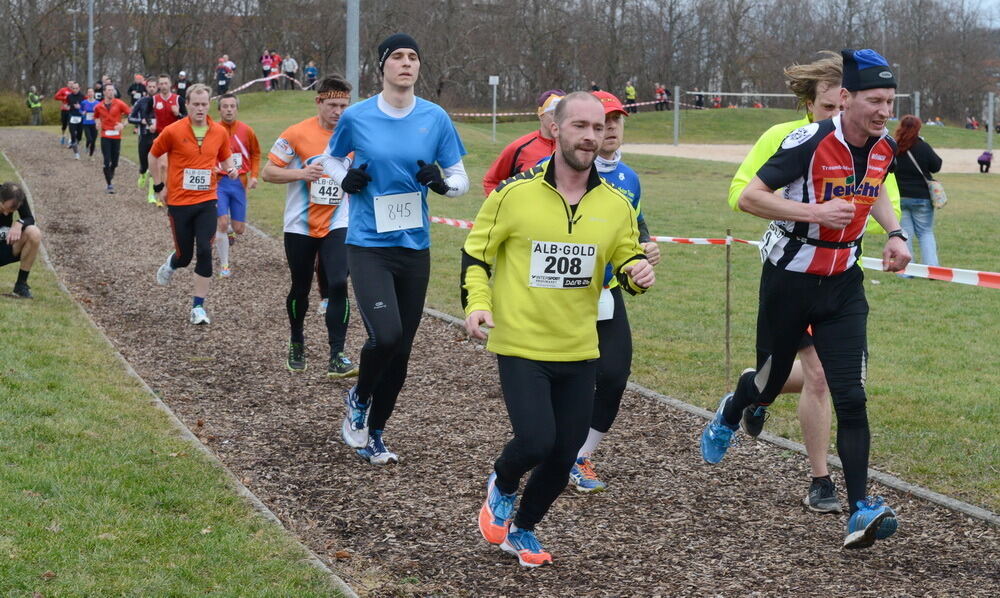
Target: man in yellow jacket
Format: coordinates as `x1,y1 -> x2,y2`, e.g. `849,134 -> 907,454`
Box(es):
464,91 -> 654,568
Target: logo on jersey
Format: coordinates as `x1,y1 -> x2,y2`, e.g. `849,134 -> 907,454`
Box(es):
872,153 -> 887,161
781,122 -> 820,149
156,102 -> 164,109
822,177 -> 881,204
271,138 -> 293,157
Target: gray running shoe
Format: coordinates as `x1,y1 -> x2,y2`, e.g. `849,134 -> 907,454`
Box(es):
803,477 -> 843,513
327,352 -> 359,378
287,342 -> 306,371
12,282 -> 32,299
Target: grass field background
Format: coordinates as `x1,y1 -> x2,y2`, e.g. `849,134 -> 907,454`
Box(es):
0,153 -> 340,594
25,90 -> 1000,514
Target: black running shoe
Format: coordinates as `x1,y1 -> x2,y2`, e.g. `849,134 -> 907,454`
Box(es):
287,342 -> 306,371
12,282 -> 32,299
804,477 -> 843,513
327,352 -> 359,378
740,403 -> 769,437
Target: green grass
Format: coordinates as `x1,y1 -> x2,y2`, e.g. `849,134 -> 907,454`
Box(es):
0,154 -> 340,595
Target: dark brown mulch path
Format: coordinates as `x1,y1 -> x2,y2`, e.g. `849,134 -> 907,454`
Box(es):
4,128 -> 998,597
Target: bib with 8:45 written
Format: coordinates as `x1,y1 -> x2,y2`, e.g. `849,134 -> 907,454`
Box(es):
529,240 -> 597,289
310,177 -> 343,205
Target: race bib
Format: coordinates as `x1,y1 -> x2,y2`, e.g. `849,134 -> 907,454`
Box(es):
758,221 -> 786,263
218,80 -> 227,87
310,177 -> 343,206
104,129 -> 119,137
231,153 -> 243,169
183,168 -> 211,191
85,112 -> 94,121
178,82 -> 187,90
528,240 -> 597,289
373,192 -> 421,233
597,287 -> 615,321
69,115 -> 82,124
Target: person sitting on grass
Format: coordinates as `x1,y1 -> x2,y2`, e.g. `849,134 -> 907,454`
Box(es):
0,182 -> 42,299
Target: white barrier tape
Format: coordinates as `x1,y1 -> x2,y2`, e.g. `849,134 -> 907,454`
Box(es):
211,73 -> 307,100
450,98 -> 700,118
431,216 -> 1000,289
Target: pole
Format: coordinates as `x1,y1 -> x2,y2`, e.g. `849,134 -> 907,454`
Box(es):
725,228 -> 732,392
346,0 -> 359,103
914,91 -> 921,121
71,11 -> 78,80
491,81 -> 497,143
892,63 -> 901,120
673,85 -> 680,146
86,0 -> 94,87
988,92 -> 995,152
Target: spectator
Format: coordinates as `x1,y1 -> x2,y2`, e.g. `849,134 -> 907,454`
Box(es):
304,60 -> 319,89
176,70 -> 190,101
694,88 -> 704,108
664,85 -> 673,110
0,182 -> 42,299
977,150 -> 992,173
261,50 -> 273,90
26,86 -> 42,125
623,80 -> 637,113
282,55 -> 299,90
269,51 -> 282,87
216,59 -> 232,95
223,54 -> 236,73
590,80 -> 600,91
654,83 -> 665,111
894,114 -> 943,269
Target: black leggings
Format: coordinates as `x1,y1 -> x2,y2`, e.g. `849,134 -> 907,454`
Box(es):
60,110 -> 70,133
494,355 -> 597,530
592,286 -> 632,433
138,132 -> 156,175
283,230 -> 350,354
347,245 -> 430,432
100,137 -> 121,185
69,121 -> 83,146
167,201 -> 217,278
83,124 -> 97,156
724,262 -> 870,511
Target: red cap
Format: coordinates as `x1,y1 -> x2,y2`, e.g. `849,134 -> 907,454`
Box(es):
592,91 -> 628,117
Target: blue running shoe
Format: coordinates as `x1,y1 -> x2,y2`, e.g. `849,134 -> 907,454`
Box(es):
701,393 -> 739,464
569,457 -> 607,493
340,385 -> 370,449
843,496 -> 898,549
500,527 -> 553,567
356,430 -> 398,465
478,472 -> 516,545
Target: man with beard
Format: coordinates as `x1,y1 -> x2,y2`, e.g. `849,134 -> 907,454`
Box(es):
465,91 -> 654,567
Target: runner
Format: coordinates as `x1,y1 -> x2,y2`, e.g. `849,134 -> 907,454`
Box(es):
214,93 -> 261,278
0,182 -> 42,299
149,83 -> 237,325
321,33 -> 469,463
700,49 -> 910,549
93,86 -> 130,194
80,88 -> 99,160
126,74 -> 146,106
466,91 -> 654,567
26,86 -> 43,126
623,80 -> 637,113
65,81 -> 85,160
129,77 -> 162,205
304,61 -> 319,89
564,91 -> 660,493
216,59 -> 232,96
54,81 -> 72,146
726,51 -> 903,515
482,89 -> 563,195
260,75 -> 359,378
153,74 -> 187,134
176,71 -> 190,101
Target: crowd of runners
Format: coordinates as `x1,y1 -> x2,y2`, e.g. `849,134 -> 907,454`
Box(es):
5,37 -> 915,567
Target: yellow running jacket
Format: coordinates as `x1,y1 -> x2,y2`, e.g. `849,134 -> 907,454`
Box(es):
462,159 -> 647,362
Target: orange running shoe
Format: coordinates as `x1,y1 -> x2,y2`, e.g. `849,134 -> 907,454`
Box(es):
500,528 -> 553,567
478,472 -> 515,545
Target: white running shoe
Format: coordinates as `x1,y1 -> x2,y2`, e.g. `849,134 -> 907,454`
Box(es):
156,255 -> 175,286
190,305 -> 211,325
357,430 -> 398,465
341,386 -> 370,449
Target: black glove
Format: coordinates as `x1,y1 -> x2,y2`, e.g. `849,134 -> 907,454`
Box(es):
416,160 -> 450,195
340,163 -> 371,194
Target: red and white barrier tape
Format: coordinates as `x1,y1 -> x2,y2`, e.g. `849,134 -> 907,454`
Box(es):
449,98 -> 702,118
211,73 -> 309,100
430,216 -> 999,289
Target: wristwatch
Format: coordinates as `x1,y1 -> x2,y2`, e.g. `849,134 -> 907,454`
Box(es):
887,229 -> 909,242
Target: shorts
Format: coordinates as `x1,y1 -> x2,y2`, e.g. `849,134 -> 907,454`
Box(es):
799,328 -> 814,350
0,242 -> 19,267
216,176 -> 247,222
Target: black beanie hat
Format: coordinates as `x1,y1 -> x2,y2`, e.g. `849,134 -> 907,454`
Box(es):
378,33 -> 420,74
841,49 -> 897,91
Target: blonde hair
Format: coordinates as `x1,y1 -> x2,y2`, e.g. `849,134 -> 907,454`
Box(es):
784,51 -> 842,110
185,84 -> 212,100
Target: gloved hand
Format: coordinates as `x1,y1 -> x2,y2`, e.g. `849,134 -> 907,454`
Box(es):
416,160 -> 450,195
341,163 -> 371,194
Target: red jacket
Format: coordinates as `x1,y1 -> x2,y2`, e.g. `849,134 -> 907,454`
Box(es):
482,130 -> 555,196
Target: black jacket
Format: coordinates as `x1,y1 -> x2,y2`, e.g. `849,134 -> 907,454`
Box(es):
1,197 -> 34,229
895,138 -> 942,200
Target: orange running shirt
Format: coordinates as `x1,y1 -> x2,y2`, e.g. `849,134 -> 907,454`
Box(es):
217,119 -> 261,186
150,116 -> 232,206
93,99 -> 131,139
268,116 -> 349,238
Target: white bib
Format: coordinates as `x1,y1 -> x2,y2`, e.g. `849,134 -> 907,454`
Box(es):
230,153 -> 243,169
373,192 -> 422,233
597,287 -> 615,321
104,129 -> 119,137
758,221 -> 786,263
528,240 -> 597,289
310,177 -> 343,206
85,112 -> 94,121
183,168 -> 211,191
69,115 -> 82,124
